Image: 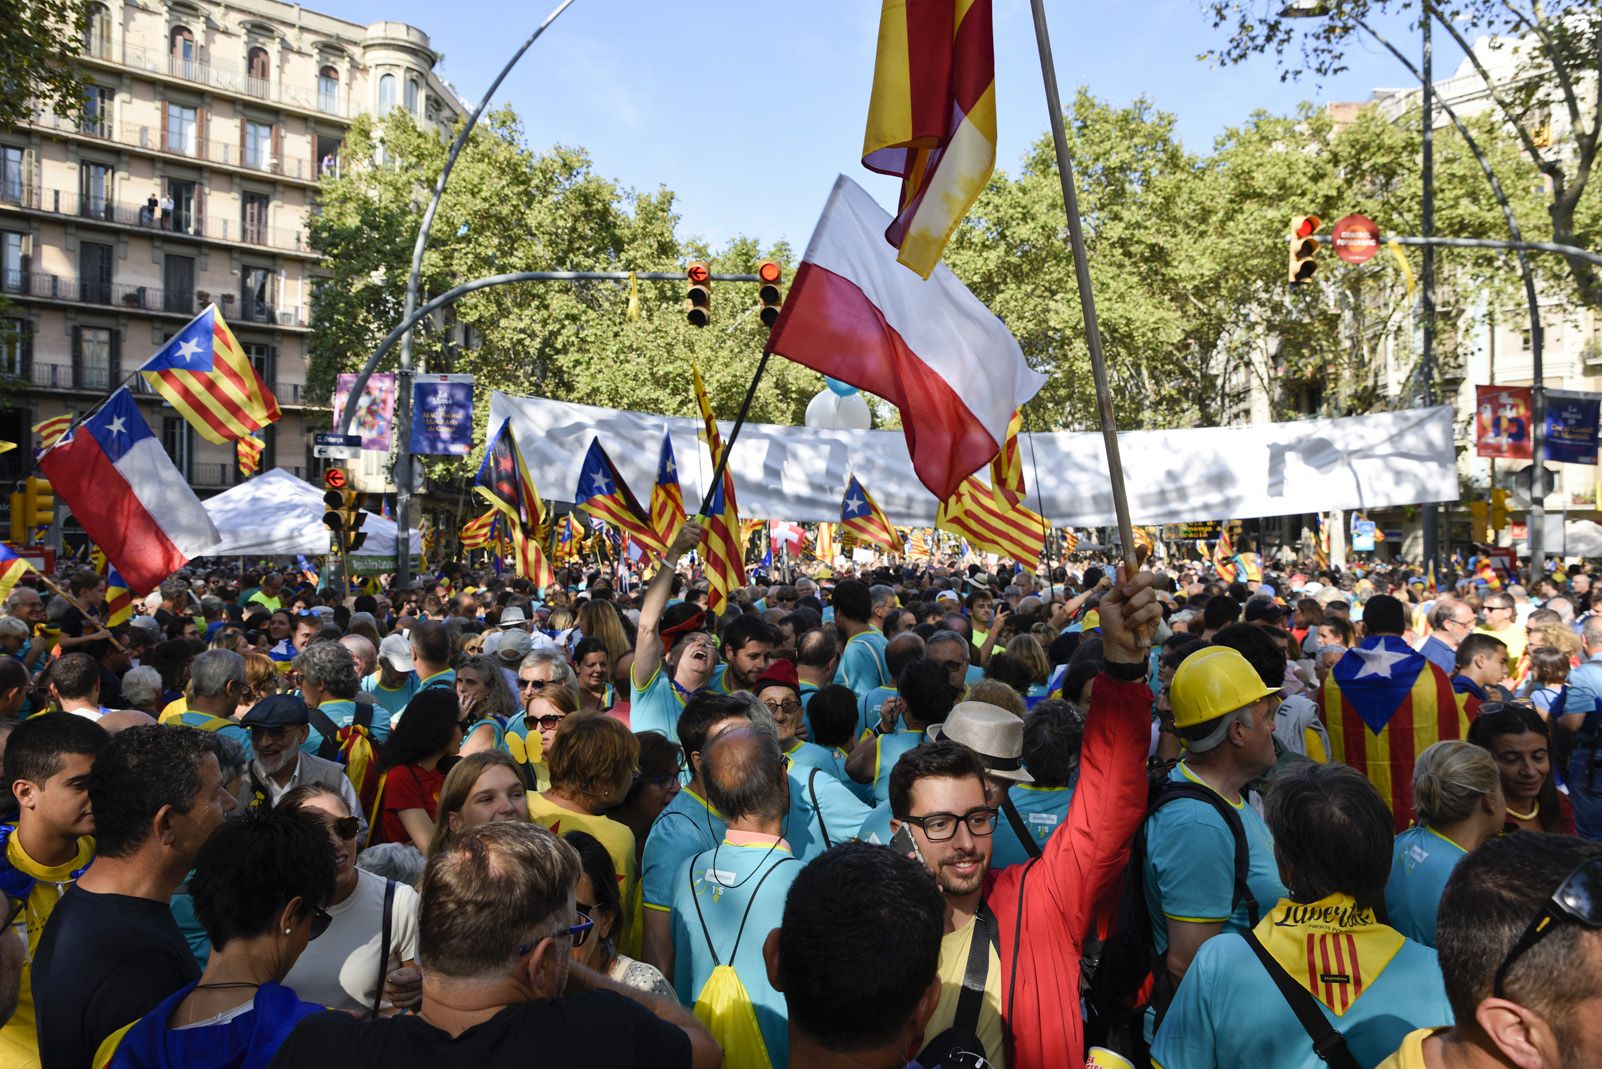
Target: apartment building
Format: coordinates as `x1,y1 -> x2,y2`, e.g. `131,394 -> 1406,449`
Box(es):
0,0 -> 461,515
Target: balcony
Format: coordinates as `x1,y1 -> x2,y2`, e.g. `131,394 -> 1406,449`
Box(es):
1,269 -> 309,328
27,111 -> 320,182
190,461 -> 233,488
0,184 -> 311,255
12,362 -> 317,407
110,40 -> 354,119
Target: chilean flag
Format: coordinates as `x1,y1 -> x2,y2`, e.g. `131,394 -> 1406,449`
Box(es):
766,175 -> 1045,501
40,389 -> 219,592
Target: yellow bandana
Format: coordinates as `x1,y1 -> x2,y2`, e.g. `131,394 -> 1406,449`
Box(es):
1255,893 -> 1404,1016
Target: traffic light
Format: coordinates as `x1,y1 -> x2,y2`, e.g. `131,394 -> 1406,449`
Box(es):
1490,487 -> 1512,532
1468,500 -> 1491,543
321,483 -> 367,553
757,260 -> 784,328
1288,215 -> 1321,285
686,261 -> 712,328
8,478 -> 53,544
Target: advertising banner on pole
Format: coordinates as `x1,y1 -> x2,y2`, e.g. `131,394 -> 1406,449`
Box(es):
411,374 -> 475,455
332,372 -> 397,452
1475,385 -> 1534,460
1544,389 -> 1601,465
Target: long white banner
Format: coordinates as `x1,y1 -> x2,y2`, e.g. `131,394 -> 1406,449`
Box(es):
488,392 -> 1459,526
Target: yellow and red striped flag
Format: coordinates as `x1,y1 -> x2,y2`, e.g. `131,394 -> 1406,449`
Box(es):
104,565 -> 133,627
841,474 -> 901,554
650,431 -> 687,549
89,544 -> 107,576
236,433 -> 264,477
138,305 -> 280,444
700,475 -> 746,615
0,546 -> 31,606
1059,527 -> 1080,555
474,419 -> 554,587
936,475 -> 1045,567
575,438 -> 665,557
460,509 -> 498,551
33,414 -> 73,449
990,409 -> 1024,508
1214,524 -> 1238,582
862,0 -> 997,277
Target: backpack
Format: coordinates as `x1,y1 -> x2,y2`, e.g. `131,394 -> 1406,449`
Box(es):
686,852 -> 798,1069
1082,777 -> 1258,1062
309,704 -> 379,809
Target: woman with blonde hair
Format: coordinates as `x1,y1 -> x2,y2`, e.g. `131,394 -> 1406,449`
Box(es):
1384,740 -> 1505,946
576,599 -> 633,688
427,751 -> 529,856
237,650 -> 279,717
1003,633 -> 1051,697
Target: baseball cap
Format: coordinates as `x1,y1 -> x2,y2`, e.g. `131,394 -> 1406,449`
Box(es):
496,629 -> 533,663
378,633 -> 414,673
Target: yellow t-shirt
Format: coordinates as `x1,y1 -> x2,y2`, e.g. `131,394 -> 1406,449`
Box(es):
526,792 -> 640,954
923,912 -> 1008,1068
1375,1027 -> 1447,1069
0,833 -> 94,1067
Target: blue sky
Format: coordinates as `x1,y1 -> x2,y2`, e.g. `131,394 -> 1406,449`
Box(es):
334,0 -> 1467,251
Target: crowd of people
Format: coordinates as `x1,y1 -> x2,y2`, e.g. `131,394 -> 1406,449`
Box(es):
0,519 -> 1598,1069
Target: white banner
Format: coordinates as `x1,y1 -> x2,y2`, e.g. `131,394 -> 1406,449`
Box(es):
488,392 -> 1459,526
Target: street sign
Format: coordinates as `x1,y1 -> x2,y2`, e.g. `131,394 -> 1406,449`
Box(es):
1331,214 -> 1381,265
313,432 -> 362,460
1512,464 -> 1558,505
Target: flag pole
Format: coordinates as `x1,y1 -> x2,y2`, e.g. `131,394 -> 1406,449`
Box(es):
1027,0 -> 1141,587
1024,430 -> 1054,587
695,351 -> 772,517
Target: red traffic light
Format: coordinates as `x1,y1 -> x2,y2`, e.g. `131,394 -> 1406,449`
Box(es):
758,260 -> 782,284
1294,215 -> 1322,239
687,261 -> 710,284
323,467 -> 347,490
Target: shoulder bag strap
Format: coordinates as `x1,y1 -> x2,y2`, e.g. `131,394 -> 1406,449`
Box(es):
686,851 -> 721,966
951,900 -> 996,1039
371,879 -> 397,1019
354,702 -> 374,731
730,855 -> 800,960
807,768 -> 832,849
1241,929 -> 1361,1069
1000,793 -> 1042,860
1153,783 -> 1258,925
306,707 -> 342,759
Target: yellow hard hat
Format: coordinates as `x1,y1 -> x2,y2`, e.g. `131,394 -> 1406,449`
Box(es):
1170,646 -> 1278,730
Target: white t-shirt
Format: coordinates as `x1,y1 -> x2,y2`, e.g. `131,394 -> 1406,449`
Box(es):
283,868 -> 419,1014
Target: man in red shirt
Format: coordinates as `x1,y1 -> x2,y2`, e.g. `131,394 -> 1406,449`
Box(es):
888,569 -> 1156,1067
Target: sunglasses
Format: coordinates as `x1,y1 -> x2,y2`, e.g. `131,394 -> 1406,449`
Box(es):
1492,857 -> 1602,999
519,677 -> 553,691
531,713 -> 566,731
516,912 -> 595,955
329,815 -> 360,841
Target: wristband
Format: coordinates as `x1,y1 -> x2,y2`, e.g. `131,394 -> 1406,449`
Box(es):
1103,660 -> 1147,682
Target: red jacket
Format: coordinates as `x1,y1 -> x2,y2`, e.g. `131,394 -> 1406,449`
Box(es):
985,672 -> 1151,1068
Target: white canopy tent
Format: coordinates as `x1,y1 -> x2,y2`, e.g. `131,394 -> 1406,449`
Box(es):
202,468 -> 421,559
488,392 -> 1460,526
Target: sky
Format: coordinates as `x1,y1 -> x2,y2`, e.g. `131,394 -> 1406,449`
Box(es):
331,0 -> 1474,251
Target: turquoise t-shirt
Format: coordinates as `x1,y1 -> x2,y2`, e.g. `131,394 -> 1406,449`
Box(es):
991,783 -> 1073,870
1152,910 -> 1452,1069
784,739 -> 843,783
631,665 -> 688,744
1142,762 -> 1286,955
169,711 -> 253,759
872,729 -> 926,804
857,799 -> 895,844
709,664 -> 742,694
857,685 -> 897,739
671,842 -> 802,1069
361,670 -> 419,725
799,681 -> 820,739
835,629 -> 890,700
785,761 -> 871,863
642,786 -> 725,911
1385,826 -> 1468,947
301,697 -> 390,756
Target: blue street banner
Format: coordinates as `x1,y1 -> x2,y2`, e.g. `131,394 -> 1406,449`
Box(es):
1545,389 -> 1601,465
411,374 -> 475,455
1351,516 -> 1377,553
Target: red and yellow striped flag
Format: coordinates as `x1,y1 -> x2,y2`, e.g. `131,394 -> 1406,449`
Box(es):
649,431 -> 687,549
862,0 -> 997,277
700,476 -> 746,615
236,433 -> 264,477
460,509 -> 498,551
104,565 -> 133,627
138,305 -> 280,444
33,414 -> 73,449
936,475 -> 1045,567
990,409 -> 1024,508
1214,524 -> 1239,582
841,475 -> 901,554
0,546 -> 31,606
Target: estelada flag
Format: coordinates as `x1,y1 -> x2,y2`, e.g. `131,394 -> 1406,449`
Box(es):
700,475 -> 746,616
1320,635 -> 1470,832
0,545 -> 31,606
473,420 -> 554,586
139,305 -> 280,444
862,0 -> 996,277
841,475 -> 900,555
766,176 -> 1044,502
936,474 -> 1044,567
650,431 -> 687,549
104,565 -> 133,627
575,438 -> 665,557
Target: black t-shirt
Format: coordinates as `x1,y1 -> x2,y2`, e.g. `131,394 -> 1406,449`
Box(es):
269,989 -> 692,1069
57,606 -> 87,639
96,664 -> 125,709
33,884 -> 200,1069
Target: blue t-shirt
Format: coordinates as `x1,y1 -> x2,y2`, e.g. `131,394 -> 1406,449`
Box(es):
1152,909 -> 1451,1069
785,761 -> 870,863
301,698 -> 390,756
631,665 -> 689,745
361,670 -> 420,725
857,799 -> 895,845
991,783 -> 1073,870
871,730 -> 926,804
1385,826 -> 1467,947
709,664 -> 742,694
857,685 -> 897,739
671,841 -> 801,1069
642,787 -> 725,911
1142,762 -> 1286,955
835,629 -> 890,700
168,712 -> 253,759
784,739 -> 843,783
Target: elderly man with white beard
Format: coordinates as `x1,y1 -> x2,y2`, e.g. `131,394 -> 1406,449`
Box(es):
237,693 -> 365,840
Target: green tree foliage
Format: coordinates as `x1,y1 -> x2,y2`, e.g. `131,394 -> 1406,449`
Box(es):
308,109 -> 822,483
0,0 -> 88,131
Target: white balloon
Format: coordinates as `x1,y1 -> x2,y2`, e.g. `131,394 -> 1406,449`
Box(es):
804,388 -> 872,430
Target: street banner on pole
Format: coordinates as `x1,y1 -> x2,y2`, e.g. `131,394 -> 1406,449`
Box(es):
333,372 -> 397,451
1544,389 -> 1601,465
1475,385 -> 1534,460
410,374 -> 475,455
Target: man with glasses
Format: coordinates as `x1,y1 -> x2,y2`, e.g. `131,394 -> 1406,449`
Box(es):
237,695 -> 364,839
1420,597 -> 1477,676
887,569 -> 1160,1069
1475,593 -> 1527,677
1378,833 -> 1602,1069
274,821 -> 717,1068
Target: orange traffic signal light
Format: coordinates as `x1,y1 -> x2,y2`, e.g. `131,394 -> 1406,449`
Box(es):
686,262 -> 712,327
757,260 -> 784,328
1289,215 -> 1321,285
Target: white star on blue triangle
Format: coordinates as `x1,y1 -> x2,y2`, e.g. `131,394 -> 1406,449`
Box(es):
141,307 -> 217,373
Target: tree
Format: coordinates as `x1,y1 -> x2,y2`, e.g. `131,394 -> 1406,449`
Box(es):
0,0 -> 89,130
1201,0 -> 1602,307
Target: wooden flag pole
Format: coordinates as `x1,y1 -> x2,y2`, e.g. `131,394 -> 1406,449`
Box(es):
1028,0 -> 1142,591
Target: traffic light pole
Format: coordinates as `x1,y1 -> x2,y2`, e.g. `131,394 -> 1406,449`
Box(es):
1420,11 -> 1438,572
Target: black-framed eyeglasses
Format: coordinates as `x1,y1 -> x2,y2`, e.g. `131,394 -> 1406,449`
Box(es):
934,659 -> 965,674
519,677 -> 552,691
1492,858 -> 1602,999
903,806 -> 999,842
764,700 -> 802,715
516,912 -> 594,955
641,773 -> 679,791
309,907 -> 333,941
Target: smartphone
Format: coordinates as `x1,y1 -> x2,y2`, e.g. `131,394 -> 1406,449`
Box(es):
888,822 -> 924,864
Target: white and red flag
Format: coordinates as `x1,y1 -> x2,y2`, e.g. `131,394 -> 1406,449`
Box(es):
767,175 -> 1045,502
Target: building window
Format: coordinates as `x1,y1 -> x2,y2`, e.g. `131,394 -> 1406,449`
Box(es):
0,147 -> 23,205
166,102 -> 197,155
247,47 -> 270,96
76,326 -> 116,390
241,191 -> 269,244
82,84 -> 113,137
163,254 -> 194,313
0,319 -> 28,377
405,77 -> 420,115
318,65 -> 340,114
78,161 -> 112,220
241,266 -> 276,322
0,232 -> 22,293
161,416 -> 191,477
164,178 -> 196,234
169,26 -> 196,78
243,341 -> 275,385
244,121 -> 272,170
378,73 -> 396,111
79,241 -> 113,305
84,2 -> 112,58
